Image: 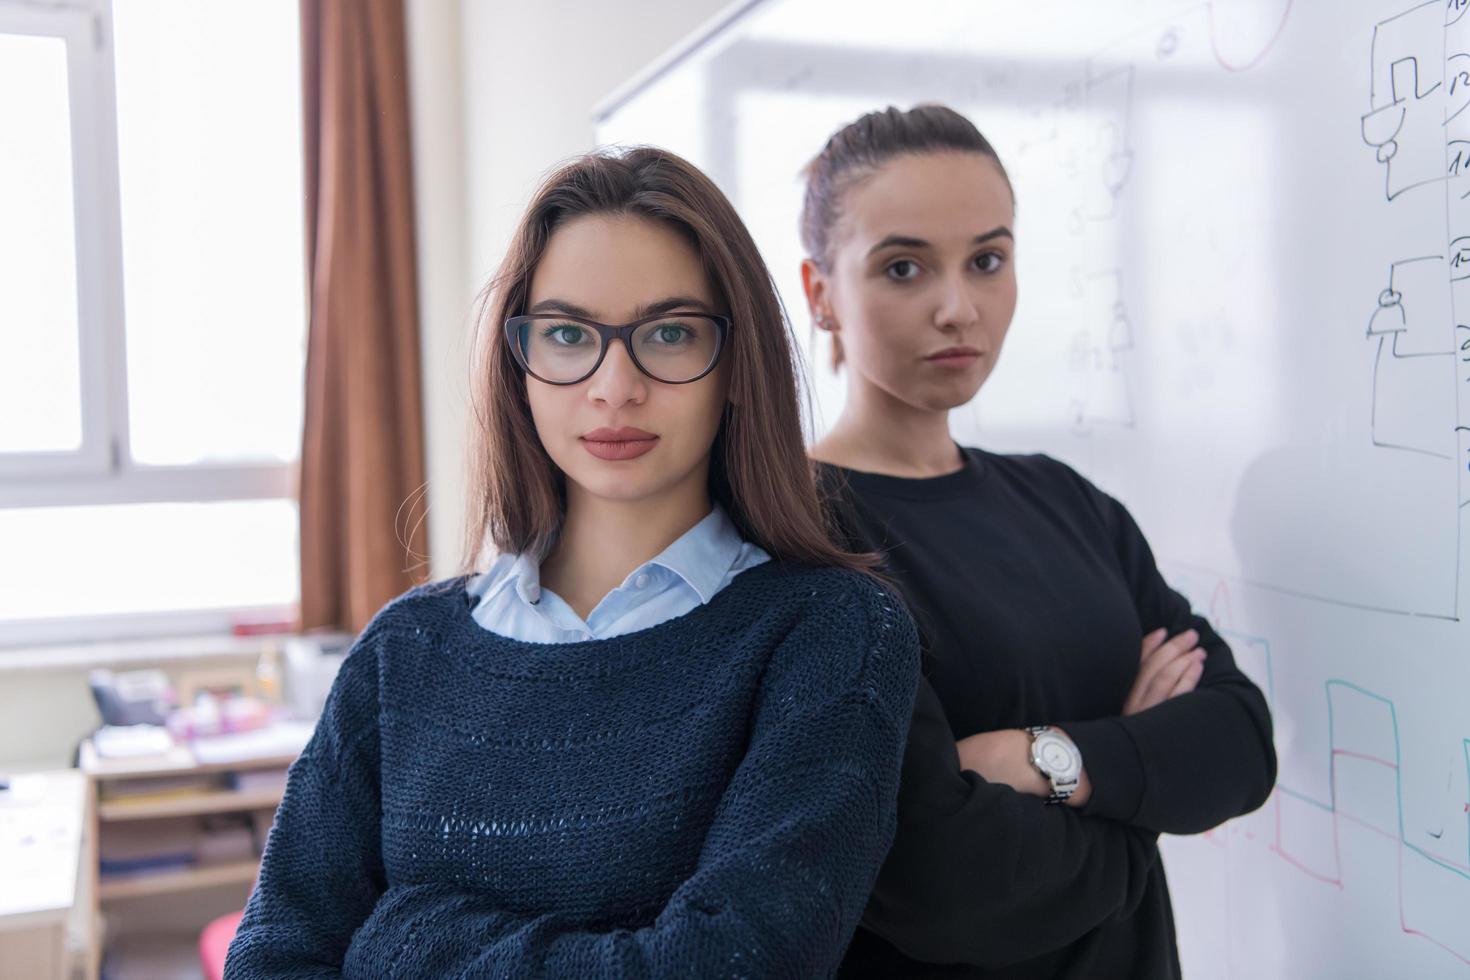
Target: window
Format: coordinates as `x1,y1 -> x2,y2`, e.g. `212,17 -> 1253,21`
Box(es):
0,0 -> 307,647
0,32 -> 84,456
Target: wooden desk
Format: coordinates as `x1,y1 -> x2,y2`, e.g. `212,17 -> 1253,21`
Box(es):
77,726 -> 308,979
0,770 -> 87,980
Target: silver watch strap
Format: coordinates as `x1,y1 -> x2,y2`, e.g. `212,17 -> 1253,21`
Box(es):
1025,726 -> 1078,805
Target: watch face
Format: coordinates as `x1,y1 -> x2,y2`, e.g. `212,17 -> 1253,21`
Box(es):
1033,732 -> 1082,781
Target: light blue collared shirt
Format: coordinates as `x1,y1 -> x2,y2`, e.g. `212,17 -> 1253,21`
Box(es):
466,504 -> 771,644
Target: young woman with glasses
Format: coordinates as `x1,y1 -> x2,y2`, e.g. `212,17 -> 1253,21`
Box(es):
224,146 -> 921,978
799,106 -> 1277,978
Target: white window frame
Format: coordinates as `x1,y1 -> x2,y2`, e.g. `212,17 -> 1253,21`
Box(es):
0,0 -> 116,483
0,0 -> 300,648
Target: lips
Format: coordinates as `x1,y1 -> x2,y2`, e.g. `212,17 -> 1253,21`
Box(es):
925,346 -> 982,360
581,427 -> 659,461
924,346 -> 982,367
584,427 -> 656,442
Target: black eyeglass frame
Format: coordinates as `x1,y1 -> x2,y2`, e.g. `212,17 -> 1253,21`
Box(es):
504,312 -> 731,386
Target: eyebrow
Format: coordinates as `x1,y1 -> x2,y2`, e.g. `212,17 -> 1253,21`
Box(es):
526,295 -> 714,319
865,226 -> 1014,257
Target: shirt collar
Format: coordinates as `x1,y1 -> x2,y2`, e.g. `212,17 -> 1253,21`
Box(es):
509,552 -> 545,606
469,550 -> 545,607
641,504 -> 745,604
474,503 -> 747,611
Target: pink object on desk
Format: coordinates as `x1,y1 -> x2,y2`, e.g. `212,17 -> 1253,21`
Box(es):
199,909 -> 245,980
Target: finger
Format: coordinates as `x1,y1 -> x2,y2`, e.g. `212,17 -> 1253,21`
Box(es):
1139,628 -> 1168,658
1141,629 -> 1199,674
1141,627 -> 1197,665
1124,679 -> 1156,717
1125,644 -> 1189,714
1127,653 -> 1181,714
1142,647 -> 1202,707
1160,628 -> 1200,658
1135,630 -> 1199,688
1165,655 -> 1206,699
1167,656 -> 1206,699
1128,630 -> 1201,714
1123,678 -> 1143,714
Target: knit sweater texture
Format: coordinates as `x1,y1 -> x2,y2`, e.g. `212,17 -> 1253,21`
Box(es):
223,561 -> 921,979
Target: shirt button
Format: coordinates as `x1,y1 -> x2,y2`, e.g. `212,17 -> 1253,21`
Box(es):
634,574 -> 649,589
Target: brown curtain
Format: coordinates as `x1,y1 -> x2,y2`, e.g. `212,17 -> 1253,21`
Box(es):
297,0 -> 429,634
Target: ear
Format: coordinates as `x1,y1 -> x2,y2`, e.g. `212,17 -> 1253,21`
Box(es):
800,257 -> 831,328
800,257 -> 844,372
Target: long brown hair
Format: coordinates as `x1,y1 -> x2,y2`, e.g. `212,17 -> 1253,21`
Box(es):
460,145 -> 877,576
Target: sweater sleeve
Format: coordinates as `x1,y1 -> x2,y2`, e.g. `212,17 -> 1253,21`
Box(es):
333,577 -> 921,979
223,623 -> 387,979
855,677 -> 1161,969
1062,480 -> 1278,834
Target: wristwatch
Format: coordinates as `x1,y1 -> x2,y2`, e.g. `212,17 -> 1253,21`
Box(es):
1024,726 -> 1082,805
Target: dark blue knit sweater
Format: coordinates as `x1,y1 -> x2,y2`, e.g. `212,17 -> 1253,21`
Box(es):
224,561 -> 920,979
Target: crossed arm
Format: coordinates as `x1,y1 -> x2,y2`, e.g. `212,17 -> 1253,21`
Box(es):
225,584 -> 923,979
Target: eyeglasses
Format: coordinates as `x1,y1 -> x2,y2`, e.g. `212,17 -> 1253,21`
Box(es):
505,312 -> 730,386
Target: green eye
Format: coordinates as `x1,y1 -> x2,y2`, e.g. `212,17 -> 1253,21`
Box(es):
542,324 -> 589,345
654,324 -> 690,344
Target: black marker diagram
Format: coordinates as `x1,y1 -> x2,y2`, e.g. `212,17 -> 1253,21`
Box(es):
1366,255 -> 1458,461
1016,56 -> 1140,433
1070,63 -> 1136,232
1360,0 -> 1463,202
1337,0 -> 1470,620
1067,267 -> 1136,432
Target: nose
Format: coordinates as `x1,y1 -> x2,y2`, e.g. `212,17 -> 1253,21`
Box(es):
934,272 -> 981,333
584,340 -> 649,408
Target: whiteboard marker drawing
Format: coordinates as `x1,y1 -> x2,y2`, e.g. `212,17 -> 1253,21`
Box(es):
1361,1 -> 1457,202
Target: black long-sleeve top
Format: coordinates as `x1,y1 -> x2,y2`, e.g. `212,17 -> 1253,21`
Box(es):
819,447 -> 1277,978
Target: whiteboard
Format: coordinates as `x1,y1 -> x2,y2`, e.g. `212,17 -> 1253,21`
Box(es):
597,1 -> 1470,976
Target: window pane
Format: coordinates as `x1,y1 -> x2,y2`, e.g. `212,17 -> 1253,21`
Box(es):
112,1 -> 307,467
0,33 -> 83,454
0,499 -> 298,621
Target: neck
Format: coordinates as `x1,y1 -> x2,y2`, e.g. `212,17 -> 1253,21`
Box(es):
541,470 -> 713,620
812,375 -> 963,477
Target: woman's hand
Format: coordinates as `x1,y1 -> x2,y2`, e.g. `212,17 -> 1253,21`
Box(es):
953,629 -> 1206,807
1123,628 -> 1205,716
955,728 -> 1092,807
